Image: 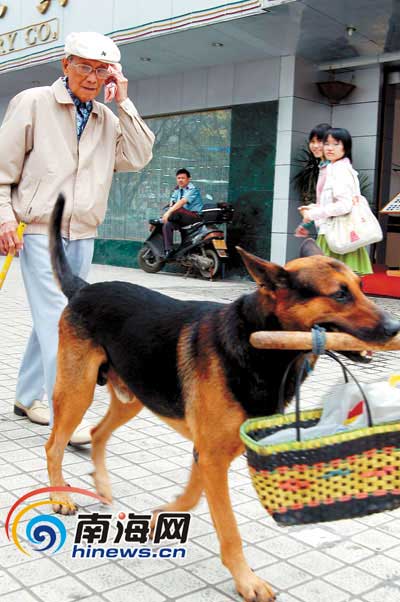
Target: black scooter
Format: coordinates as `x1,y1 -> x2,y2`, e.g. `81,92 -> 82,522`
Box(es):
137,202 -> 234,279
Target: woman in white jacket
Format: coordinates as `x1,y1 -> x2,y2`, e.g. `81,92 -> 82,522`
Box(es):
299,128 -> 373,275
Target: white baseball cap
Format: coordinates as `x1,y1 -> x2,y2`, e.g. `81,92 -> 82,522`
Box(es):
64,31 -> 121,64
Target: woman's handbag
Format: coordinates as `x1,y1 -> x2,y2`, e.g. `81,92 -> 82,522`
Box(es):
324,195 -> 383,255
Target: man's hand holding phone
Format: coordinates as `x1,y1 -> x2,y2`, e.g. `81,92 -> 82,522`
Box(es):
104,64 -> 128,104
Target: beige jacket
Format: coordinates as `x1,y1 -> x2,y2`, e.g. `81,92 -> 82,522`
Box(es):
0,78 -> 155,239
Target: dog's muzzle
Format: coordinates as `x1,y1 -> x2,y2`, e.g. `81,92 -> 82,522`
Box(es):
383,317 -> 400,339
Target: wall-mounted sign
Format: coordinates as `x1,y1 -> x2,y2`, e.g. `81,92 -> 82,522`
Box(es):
0,18 -> 59,55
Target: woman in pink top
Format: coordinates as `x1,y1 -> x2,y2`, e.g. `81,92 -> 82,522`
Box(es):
299,128 -> 373,275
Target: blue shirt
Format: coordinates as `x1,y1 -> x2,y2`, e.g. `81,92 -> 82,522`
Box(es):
62,77 -> 93,140
170,182 -> 203,213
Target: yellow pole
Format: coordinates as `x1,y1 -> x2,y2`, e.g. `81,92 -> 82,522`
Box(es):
0,222 -> 26,290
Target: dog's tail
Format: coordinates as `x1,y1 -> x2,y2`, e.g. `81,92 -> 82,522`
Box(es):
49,193 -> 87,300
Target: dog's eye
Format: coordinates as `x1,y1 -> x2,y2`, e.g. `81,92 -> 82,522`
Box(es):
331,286 -> 351,303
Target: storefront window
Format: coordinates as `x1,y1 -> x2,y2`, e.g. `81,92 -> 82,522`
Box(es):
99,108 -> 231,241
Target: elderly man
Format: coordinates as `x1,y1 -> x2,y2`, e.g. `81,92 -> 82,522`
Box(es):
0,31 -> 154,444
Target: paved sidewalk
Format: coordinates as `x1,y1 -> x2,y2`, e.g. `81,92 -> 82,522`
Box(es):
0,260 -> 400,602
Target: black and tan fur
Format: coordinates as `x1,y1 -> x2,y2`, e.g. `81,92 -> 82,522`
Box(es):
46,195 -> 399,602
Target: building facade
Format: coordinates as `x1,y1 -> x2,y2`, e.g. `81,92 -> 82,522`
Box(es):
0,0 -> 398,273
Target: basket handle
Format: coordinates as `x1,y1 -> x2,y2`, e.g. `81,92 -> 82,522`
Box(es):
277,353 -> 304,415
277,351 -> 373,442
277,326 -> 331,413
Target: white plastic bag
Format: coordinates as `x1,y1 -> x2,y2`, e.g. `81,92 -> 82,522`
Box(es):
325,195 -> 383,254
258,375 -> 400,446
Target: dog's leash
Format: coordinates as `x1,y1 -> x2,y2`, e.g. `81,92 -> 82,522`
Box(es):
0,222 -> 26,290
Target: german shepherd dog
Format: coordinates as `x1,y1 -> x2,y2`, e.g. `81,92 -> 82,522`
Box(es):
46,195 -> 399,602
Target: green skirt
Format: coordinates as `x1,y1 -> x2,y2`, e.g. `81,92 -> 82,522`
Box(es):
316,234 -> 373,276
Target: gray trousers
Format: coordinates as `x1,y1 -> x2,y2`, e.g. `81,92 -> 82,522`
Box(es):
16,234 -> 94,425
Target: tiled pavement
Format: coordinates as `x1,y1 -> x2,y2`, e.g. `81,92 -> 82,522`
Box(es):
0,259 -> 399,602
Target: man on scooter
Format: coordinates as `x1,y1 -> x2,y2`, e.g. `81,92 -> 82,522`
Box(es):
162,168 -> 203,258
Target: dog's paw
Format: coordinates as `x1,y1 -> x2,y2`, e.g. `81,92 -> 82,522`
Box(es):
236,572 -> 276,602
51,494 -> 77,515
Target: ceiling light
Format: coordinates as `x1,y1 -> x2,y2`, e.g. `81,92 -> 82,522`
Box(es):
346,25 -> 357,37
140,57 -> 152,62
317,79 -> 356,105
211,42 -> 224,48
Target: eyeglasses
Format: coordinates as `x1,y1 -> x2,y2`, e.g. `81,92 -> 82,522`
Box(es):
70,63 -> 109,80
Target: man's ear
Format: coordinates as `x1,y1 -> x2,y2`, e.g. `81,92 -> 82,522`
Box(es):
61,57 -> 69,76
299,238 -> 324,258
236,247 -> 288,289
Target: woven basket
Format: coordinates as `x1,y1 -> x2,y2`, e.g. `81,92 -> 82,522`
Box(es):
240,352 -> 400,526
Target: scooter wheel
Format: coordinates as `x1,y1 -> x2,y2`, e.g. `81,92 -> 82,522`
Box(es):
198,248 -> 220,279
138,246 -> 165,273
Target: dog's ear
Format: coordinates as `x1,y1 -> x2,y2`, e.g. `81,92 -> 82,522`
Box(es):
236,247 -> 288,289
299,238 -> 324,258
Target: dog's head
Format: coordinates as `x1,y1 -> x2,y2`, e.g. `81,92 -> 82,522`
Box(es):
237,241 -> 400,343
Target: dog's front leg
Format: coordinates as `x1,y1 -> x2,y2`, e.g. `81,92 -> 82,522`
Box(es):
198,450 -> 276,602
181,350 -> 276,601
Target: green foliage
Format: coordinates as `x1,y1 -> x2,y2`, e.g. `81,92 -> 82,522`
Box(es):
358,172 -> 371,201
292,146 -> 320,205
